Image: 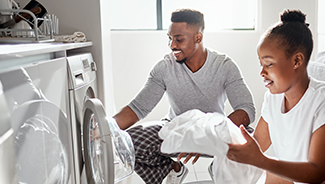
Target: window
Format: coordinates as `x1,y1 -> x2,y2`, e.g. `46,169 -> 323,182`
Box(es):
109,0 -> 257,31
318,0 -> 325,52
109,0 -> 157,30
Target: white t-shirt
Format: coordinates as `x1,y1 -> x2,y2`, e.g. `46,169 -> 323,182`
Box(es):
261,77 -> 325,183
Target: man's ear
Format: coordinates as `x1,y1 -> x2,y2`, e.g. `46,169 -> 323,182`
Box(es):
293,52 -> 304,69
195,32 -> 203,43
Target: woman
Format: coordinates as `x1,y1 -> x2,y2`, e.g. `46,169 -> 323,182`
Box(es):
227,9 -> 325,184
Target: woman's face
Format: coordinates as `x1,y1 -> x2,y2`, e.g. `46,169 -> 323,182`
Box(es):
257,38 -> 297,94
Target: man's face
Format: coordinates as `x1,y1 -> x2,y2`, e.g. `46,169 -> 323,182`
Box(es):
167,22 -> 199,64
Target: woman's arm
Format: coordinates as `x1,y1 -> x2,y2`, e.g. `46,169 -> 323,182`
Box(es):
253,117 -> 272,152
227,124 -> 325,183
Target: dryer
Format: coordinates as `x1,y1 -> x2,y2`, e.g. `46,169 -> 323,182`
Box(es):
0,81 -> 17,184
67,53 -> 135,184
0,57 -> 75,184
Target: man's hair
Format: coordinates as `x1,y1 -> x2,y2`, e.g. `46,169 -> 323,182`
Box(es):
171,8 -> 205,32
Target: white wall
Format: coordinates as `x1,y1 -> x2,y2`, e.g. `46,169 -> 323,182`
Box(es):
111,31 -> 170,124
318,0 -> 325,51
111,0 -> 318,126
16,0 -> 117,117
14,0 -> 318,126
13,0 -> 318,125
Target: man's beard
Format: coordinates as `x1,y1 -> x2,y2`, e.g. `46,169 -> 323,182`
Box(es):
176,58 -> 186,64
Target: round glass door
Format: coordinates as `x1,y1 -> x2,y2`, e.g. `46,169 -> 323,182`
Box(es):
87,114 -> 105,183
83,99 -> 114,184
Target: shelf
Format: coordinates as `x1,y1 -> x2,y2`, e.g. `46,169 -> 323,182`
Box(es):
0,9 -> 54,43
0,41 -> 93,73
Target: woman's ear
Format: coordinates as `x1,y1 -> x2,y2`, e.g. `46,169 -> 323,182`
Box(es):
293,52 -> 304,69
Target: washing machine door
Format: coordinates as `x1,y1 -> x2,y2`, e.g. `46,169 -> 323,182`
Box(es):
0,81 -> 17,184
83,98 -> 135,184
11,100 -> 71,184
83,98 -> 114,184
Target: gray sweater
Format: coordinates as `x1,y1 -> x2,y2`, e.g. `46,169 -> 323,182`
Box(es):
128,49 -> 256,123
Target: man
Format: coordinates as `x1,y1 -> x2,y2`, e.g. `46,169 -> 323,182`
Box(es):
113,8 -> 255,184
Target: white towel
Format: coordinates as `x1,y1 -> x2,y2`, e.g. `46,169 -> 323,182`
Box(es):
159,109 -> 263,184
54,31 -> 87,43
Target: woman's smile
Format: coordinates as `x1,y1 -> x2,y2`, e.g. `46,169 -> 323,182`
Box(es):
264,79 -> 274,88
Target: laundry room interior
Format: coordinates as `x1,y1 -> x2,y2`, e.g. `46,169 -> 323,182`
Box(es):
0,0 -> 325,184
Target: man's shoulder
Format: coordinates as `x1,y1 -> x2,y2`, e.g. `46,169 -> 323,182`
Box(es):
207,48 -> 225,56
206,48 -> 238,71
151,53 -> 176,72
206,48 -> 231,63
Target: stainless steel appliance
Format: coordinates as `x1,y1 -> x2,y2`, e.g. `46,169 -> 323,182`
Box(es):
0,57 -> 75,184
0,81 -> 17,184
67,53 -> 135,184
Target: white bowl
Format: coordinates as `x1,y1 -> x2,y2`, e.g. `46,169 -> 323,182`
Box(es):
11,20 -> 35,37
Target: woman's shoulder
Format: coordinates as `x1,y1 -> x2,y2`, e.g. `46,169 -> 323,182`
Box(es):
263,90 -> 284,102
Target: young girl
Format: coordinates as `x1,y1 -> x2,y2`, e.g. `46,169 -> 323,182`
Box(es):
227,9 -> 325,184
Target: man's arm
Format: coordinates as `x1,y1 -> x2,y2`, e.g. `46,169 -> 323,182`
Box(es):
113,106 -> 139,130
223,58 -> 256,126
114,60 -> 167,130
228,109 -> 250,127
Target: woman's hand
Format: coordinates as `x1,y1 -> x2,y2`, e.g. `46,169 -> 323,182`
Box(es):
227,125 -> 265,166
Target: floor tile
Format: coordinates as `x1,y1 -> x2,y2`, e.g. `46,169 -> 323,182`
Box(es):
117,173 -> 144,184
183,173 -> 198,183
196,172 -> 213,181
162,172 -> 197,183
184,161 -> 195,173
192,157 -> 213,173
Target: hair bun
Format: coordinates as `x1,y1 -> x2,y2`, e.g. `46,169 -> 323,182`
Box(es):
280,9 -> 306,24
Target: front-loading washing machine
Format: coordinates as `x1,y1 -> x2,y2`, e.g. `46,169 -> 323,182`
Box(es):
0,57 -> 75,184
0,81 -> 17,184
67,53 -> 135,184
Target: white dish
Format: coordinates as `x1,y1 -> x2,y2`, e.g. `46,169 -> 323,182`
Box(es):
0,37 -> 54,43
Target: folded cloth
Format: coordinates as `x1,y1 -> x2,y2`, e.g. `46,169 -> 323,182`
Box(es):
159,109 -> 263,184
54,31 -> 87,43
159,109 -> 244,157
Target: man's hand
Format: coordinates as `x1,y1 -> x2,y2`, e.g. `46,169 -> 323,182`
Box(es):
177,152 -> 201,164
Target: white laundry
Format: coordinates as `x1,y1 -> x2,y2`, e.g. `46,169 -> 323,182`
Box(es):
108,118 -> 135,183
54,31 -> 87,43
158,109 -> 263,184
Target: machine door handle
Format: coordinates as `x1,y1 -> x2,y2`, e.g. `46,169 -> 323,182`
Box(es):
91,62 -> 97,72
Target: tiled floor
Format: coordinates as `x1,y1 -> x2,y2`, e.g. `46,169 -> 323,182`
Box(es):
117,157 -> 214,184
